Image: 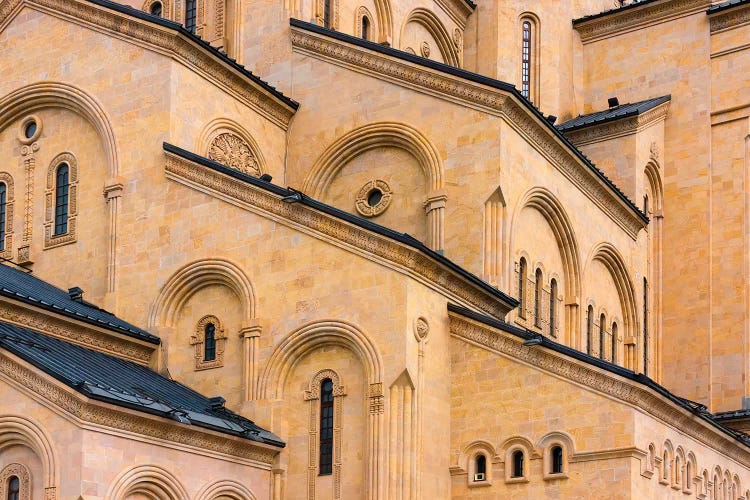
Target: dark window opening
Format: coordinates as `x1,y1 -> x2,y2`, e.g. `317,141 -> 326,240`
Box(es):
551,446 -> 563,474
611,322 -> 618,364
534,268 -> 542,327
24,121 -> 37,139
362,16 -> 370,40
54,163 -> 69,235
323,0 -> 331,28
475,454 -> 486,481
586,305 -> 593,355
518,258 -> 527,318
511,450 -> 524,478
367,188 -> 382,207
549,279 -> 557,336
643,194 -> 649,215
204,322 -> 216,361
0,183 -> 6,251
320,378 -> 334,475
599,313 -> 606,360
185,0 -> 197,33
521,21 -> 531,100
150,1 -> 162,16
7,475 -> 19,500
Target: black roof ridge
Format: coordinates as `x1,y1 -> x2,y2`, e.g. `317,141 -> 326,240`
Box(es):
556,95 -> 671,133
447,303 -> 750,449
573,0 -> 663,24
79,0 -> 298,110
163,142 -> 519,312
289,19 -> 648,224
0,321 -> 284,447
0,264 -> 159,344
708,0 -> 750,13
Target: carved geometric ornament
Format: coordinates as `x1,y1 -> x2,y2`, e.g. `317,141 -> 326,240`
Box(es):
0,463 -> 31,500
190,315 -> 228,370
355,179 -> 392,218
207,132 -> 261,176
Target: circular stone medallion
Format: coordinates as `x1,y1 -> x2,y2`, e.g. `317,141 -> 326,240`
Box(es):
355,179 -> 392,217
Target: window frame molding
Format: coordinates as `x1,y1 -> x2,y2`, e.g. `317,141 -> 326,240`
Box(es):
518,12 -> 540,105
0,172 -> 14,259
355,6 -> 375,40
44,152 -> 78,249
505,447 -> 528,483
304,369 -> 346,494
190,314 -> 227,370
0,463 -> 31,500
316,0 -> 339,29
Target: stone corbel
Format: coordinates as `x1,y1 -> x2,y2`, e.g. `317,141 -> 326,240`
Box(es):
103,179 -> 124,202
240,319 -> 263,401
423,189 -> 447,252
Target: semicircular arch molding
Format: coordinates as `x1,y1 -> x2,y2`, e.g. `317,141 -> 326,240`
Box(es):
302,122 -> 443,198
149,258 -> 257,327
644,160 -> 663,213
585,242 -> 639,341
400,8 -> 459,66
257,320 -> 383,399
0,415 -> 58,492
195,479 -> 257,500
106,464 -> 189,500
373,0 -> 393,43
0,82 -> 119,177
197,118 -> 267,176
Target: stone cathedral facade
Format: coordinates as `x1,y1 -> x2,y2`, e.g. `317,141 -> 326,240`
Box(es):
1,0 -> 750,497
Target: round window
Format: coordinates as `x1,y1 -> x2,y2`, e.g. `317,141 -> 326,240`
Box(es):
24,121 -> 37,139
18,115 -> 42,144
367,189 -> 383,207
355,180 -> 392,217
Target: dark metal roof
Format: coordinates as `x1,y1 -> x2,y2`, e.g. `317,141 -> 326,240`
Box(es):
708,0 -> 750,13
573,0 -> 662,24
163,143 -> 520,313
0,263 -> 159,344
447,303 -> 750,449
556,95 -> 671,133
289,19 -> 648,225
0,321 -> 284,447
714,409 -> 750,421
81,0 -> 298,110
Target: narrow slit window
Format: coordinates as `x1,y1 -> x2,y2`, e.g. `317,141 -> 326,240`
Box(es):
320,378 -> 334,475
7,475 -> 19,500
204,322 -> 216,361
534,268 -> 542,327
521,21 -> 532,100
599,313 -> 606,360
475,454 -> 486,481
0,183 -> 6,251
549,279 -> 557,337
611,322 -> 618,364
518,258 -> 527,318
511,450 -> 524,478
185,0 -> 197,33
587,305 -> 594,355
362,16 -> 370,40
323,0 -> 331,28
54,163 -> 69,235
551,446 -> 563,474
644,277 -> 649,375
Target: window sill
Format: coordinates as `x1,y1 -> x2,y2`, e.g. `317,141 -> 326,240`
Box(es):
505,477 -> 529,484
468,481 -> 492,488
544,472 -> 568,481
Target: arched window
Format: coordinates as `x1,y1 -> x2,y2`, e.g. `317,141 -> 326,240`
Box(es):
150,1 -> 162,16
587,305 -> 594,355
511,450 -> 524,478
362,15 -> 370,40
534,268 -> 543,327
6,476 -> 19,500
520,18 -> 538,102
643,277 -> 649,375
474,454 -> 487,481
549,279 -> 557,337
0,183 -> 6,251
54,163 -> 69,235
643,194 -> 649,215
551,446 -> 563,474
204,322 -> 216,361
674,455 -> 681,487
323,0 -> 332,28
518,258 -> 527,318
599,313 -> 606,360
663,451 -> 669,481
611,322 -> 618,364
185,0 -> 197,33
319,378 -> 334,475
686,461 -> 692,490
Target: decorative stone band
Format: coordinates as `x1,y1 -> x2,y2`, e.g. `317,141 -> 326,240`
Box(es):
562,101 -> 671,147
573,0 -> 711,44
164,152 -> 513,318
448,312 -> 750,468
0,299 -> 154,364
0,0 -> 295,129
290,27 -> 646,239
0,351 -> 280,466
709,2 -> 750,33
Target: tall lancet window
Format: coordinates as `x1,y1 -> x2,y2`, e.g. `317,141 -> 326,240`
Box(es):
521,20 -> 532,100
0,183 -> 6,251
320,378 -> 334,475
185,0 -> 197,33
323,0 -> 332,28
54,163 -> 69,235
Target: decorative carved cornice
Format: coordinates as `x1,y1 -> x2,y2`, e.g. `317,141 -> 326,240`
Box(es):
290,26 -> 645,239
709,3 -> 750,33
164,153 -> 513,318
0,0 -> 295,129
0,351 -> 280,465
448,313 -> 750,467
573,0 -> 710,43
562,101 -> 671,147
0,299 -> 154,364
